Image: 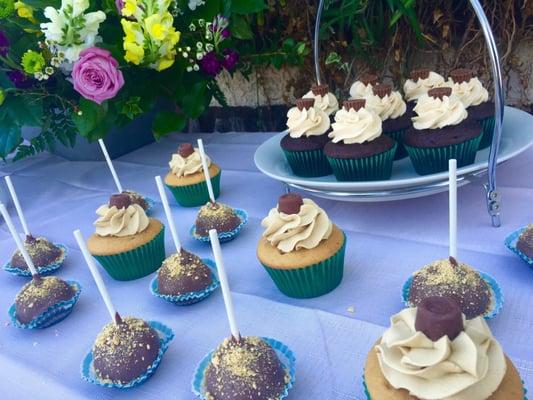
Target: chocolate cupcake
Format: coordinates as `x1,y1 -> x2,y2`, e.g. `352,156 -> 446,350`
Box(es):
10,234 -> 64,272
516,224 -> 533,259
302,83 -> 339,117
157,249 -> 212,295
404,87 -> 482,175
194,202 -> 242,238
403,68 -> 445,103
280,98 -> 332,177
204,336 -> 290,400
349,73 -> 379,99
324,99 -> 397,181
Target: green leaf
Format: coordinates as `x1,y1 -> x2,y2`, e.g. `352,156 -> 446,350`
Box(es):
181,80 -> 210,119
71,98 -> 108,137
152,111 -> 187,139
0,117 -> 22,159
0,95 -> 43,127
230,0 -> 266,14
22,0 -> 60,10
231,14 -> 253,40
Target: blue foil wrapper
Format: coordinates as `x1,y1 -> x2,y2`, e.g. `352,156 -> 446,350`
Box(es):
144,196 -> 155,215
505,227 -> 533,268
192,337 -> 296,400
190,208 -> 248,243
9,280 -> 81,329
150,258 -> 220,305
402,270 -> 503,320
81,320 -> 174,389
3,244 -> 68,277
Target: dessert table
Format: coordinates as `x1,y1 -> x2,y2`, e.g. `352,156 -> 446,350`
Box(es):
0,131 -> 532,400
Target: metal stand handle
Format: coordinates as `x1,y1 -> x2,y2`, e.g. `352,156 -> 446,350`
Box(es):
313,0 -> 504,226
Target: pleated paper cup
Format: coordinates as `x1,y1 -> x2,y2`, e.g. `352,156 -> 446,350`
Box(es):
478,115 -> 496,150
166,171 -> 221,207
94,226 -> 166,281
384,129 -> 408,160
282,148 -> 332,177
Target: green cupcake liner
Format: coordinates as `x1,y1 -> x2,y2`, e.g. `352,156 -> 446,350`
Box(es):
166,171 -> 221,207
478,115 -> 496,150
260,233 -> 346,298
282,148 -> 332,177
94,226 -> 166,281
405,133 -> 482,176
385,129 -> 407,160
326,143 -> 397,182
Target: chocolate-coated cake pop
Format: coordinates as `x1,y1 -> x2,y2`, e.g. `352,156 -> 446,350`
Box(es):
157,249 -> 212,295
93,315 -> 160,384
414,296 -> 464,341
408,257 -> 492,319
517,224 -> 533,259
205,336 -> 289,400
15,276 -> 75,324
195,202 -> 241,237
11,235 -> 63,270
122,190 -> 149,210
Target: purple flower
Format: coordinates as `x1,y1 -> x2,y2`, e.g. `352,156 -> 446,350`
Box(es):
221,28 -> 230,39
222,49 -> 239,71
200,51 -> 222,77
0,31 -> 9,57
8,70 -> 33,89
115,0 -> 124,14
72,47 -> 124,104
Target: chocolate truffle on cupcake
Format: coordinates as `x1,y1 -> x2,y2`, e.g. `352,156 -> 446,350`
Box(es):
164,143 -> 221,207
87,193 -> 166,281
324,99 -> 397,181
302,83 -> 339,117
9,234 -> 65,275
403,68 -> 445,104
445,68 -> 494,149
404,87 -> 482,175
121,190 -> 149,211
349,73 -> 379,99
280,98 -> 332,177
257,193 -> 346,298
364,296 -> 524,400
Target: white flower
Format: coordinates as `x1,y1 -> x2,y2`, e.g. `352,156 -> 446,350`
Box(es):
188,0 -> 204,11
205,43 -> 213,52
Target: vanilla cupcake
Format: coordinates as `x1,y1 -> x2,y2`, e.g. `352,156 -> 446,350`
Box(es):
349,73 -> 379,99
302,83 -> 339,117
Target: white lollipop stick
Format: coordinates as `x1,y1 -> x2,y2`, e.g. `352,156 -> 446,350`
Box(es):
449,159 -> 458,259
73,229 -> 118,323
209,229 -> 240,340
197,139 -> 215,203
98,139 -> 123,193
4,176 -> 30,236
155,175 -> 181,253
0,203 -> 38,276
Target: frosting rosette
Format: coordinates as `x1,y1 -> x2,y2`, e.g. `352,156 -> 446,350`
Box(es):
303,90 -> 339,115
445,77 -> 489,108
403,72 -> 445,101
261,199 -> 332,253
365,91 -> 407,121
412,93 -> 468,130
329,107 -> 382,144
169,149 -> 210,177
349,81 -> 374,99
376,307 -> 507,400
286,106 -> 330,138
94,204 -> 149,237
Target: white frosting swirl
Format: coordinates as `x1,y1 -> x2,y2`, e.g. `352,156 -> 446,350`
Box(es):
169,149 -> 211,178
445,77 -> 489,108
94,204 -> 149,237
261,198 -> 332,253
328,107 -> 382,144
376,308 -> 506,400
365,91 -> 407,120
349,81 -> 374,99
286,106 -> 330,138
403,72 -> 445,101
412,93 -> 468,130
303,91 -> 339,115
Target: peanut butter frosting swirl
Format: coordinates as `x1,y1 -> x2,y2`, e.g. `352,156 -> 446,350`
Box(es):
376,307 -> 506,400
445,77 -> 489,108
169,149 -> 211,178
412,93 -> 468,130
261,198 -> 332,253
403,71 -> 445,101
303,90 -> 339,115
349,81 -> 374,99
328,107 -> 382,144
286,106 -> 330,138
94,204 -> 149,237
364,91 -> 407,121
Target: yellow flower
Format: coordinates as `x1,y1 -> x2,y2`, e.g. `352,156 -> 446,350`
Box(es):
144,14 -> 167,41
154,55 -> 174,71
124,42 -> 144,65
15,1 -> 37,23
122,0 -> 137,17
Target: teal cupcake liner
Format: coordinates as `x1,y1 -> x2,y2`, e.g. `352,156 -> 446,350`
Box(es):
166,171 -> 221,207
260,233 -> 346,298
401,270 -> 503,320
192,337 -> 295,400
9,280 -> 81,329
385,129 -> 407,160
326,144 -> 397,182
81,320 -> 174,389
191,209 -> 248,244
505,227 -> 533,268
478,115 -> 496,150
93,226 -> 166,281
405,133 -> 482,175
282,148 -> 332,177
150,259 -> 220,305
4,244 -> 67,277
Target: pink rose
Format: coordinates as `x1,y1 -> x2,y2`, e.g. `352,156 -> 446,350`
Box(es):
72,47 -> 124,104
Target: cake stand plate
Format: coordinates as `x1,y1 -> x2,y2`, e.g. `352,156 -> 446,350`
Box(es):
254,106 -> 533,202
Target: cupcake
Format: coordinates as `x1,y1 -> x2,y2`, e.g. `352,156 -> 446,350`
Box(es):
192,202 -> 247,242
349,73 -> 379,99
324,99 -> 397,181
87,193 -> 166,281
257,193 -> 346,298
516,224 -> 533,259
404,87 -> 482,175
280,98 -> 332,177
302,83 -> 339,118
364,296 -> 524,400
403,68 -> 445,104
7,234 -> 66,276
445,68 -> 494,149
364,83 -> 409,159
164,143 -> 221,207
